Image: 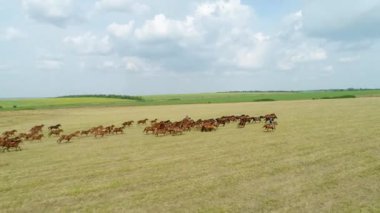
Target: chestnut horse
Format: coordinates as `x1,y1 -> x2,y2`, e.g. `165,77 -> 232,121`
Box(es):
48,124 -> 61,130
137,119 -> 149,125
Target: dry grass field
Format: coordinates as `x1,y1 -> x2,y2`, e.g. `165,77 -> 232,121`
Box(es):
0,98 -> 379,212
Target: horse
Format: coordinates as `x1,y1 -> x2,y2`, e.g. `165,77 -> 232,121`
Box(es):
31,134 -> 44,141
137,119 -> 149,125
122,121 -> 134,127
143,126 -> 155,134
263,124 -> 276,131
155,128 -> 167,136
48,124 -> 61,130
80,130 -> 91,136
48,129 -> 63,137
150,119 -> 158,124
2,130 -> 17,137
94,130 -> 108,138
57,135 -> 74,143
237,119 -> 247,128
2,138 -> 22,152
201,124 -> 217,132
104,125 -> 115,134
112,127 -> 124,134
30,124 -> 44,133
168,127 -> 183,136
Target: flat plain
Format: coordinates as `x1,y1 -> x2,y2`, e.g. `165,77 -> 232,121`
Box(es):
1,89 -> 379,111
0,97 -> 379,212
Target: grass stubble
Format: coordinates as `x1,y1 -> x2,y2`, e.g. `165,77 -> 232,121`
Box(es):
0,97 -> 379,212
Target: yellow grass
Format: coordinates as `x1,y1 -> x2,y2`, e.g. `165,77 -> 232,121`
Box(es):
0,98 -> 379,212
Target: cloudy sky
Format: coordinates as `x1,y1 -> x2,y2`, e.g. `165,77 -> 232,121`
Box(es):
1,0 -> 379,97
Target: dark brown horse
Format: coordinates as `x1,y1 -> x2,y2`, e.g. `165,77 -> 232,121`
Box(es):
31,134 -> 44,141
143,126 -> 155,134
2,130 -> 17,137
80,130 -> 91,136
30,124 -> 44,133
137,119 -> 149,125
48,124 -> 61,130
112,127 -> 124,134
49,129 -> 63,137
122,121 -> 134,127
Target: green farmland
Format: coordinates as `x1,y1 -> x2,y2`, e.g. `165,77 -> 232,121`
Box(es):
1,89 -> 379,111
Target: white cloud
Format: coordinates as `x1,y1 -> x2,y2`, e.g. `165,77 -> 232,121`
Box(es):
195,0 -> 252,24
67,0 -> 332,76
319,65 -> 335,77
324,65 -> 334,71
254,32 -> 270,43
107,21 -> 134,38
0,64 -> 11,71
134,14 -> 199,41
122,57 -> 140,72
284,10 -> 303,31
303,0 -> 380,40
101,61 -> 119,70
120,56 -> 160,73
63,33 -> 112,55
3,0 -> 380,97
339,56 -> 360,63
37,58 -> 62,70
95,0 -> 149,14
22,0 -> 82,27
220,32 -> 271,69
233,46 -> 270,69
278,44 -> 327,70
0,27 -> 25,40
94,56 -> 158,73
125,0 -> 261,73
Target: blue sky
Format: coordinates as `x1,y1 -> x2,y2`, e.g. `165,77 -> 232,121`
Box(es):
0,0 -> 379,98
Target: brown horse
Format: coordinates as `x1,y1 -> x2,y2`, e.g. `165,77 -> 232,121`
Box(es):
201,124 -> 217,132
2,138 -> 22,151
263,124 -> 276,131
143,126 -> 155,134
69,131 -> 80,137
155,128 -> 167,136
49,129 -> 63,137
104,125 -> 115,134
31,134 -> 44,141
168,127 -> 183,136
57,134 -> 74,143
137,119 -> 149,125
80,130 -> 91,136
48,124 -> 61,130
94,130 -> 108,138
2,130 -> 17,137
122,121 -> 134,127
238,119 -> 247,128
30,124 -> 44,133
112,127 -> 124,134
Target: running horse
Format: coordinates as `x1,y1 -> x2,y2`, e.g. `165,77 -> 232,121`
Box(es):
48,124 -> 61,130
137,119 -> 149,125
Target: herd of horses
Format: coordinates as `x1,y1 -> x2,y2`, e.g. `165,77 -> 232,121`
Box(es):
142,113 -> 278,136
0,113 -> 278,152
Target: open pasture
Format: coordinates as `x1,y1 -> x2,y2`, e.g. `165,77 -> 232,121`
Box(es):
1,89 -> 379,111
0,98 -> 379,212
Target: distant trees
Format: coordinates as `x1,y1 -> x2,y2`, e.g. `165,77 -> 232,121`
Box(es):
58,94 -> 144,101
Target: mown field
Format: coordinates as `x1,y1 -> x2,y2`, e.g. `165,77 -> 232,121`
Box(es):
0,98 -> 379,212
1,89 -> 379,111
